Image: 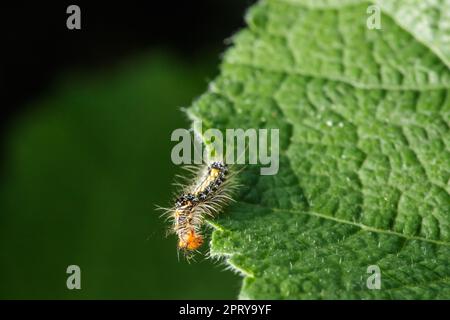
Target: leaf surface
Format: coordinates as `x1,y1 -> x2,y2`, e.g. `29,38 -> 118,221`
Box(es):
190,0 -> 450,299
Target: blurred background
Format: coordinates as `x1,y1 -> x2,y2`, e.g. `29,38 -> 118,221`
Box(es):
1,0 -> 255,299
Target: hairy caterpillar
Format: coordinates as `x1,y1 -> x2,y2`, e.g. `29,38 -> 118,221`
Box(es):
158,159 -> 239,260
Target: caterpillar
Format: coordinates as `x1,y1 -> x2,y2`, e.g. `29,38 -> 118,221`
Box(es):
161,160 -> 238,260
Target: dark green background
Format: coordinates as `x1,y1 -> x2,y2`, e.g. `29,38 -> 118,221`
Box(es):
0,52 -> 241,299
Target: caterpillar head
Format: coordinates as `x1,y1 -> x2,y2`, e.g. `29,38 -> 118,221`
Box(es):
178,229 -> 204,251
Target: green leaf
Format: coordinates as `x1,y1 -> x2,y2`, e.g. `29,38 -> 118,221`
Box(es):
189,0 -> 450,299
